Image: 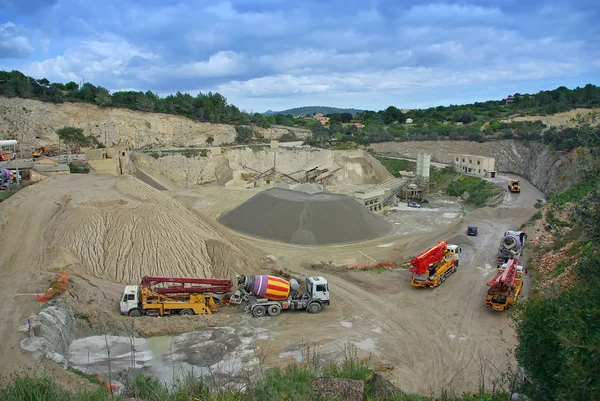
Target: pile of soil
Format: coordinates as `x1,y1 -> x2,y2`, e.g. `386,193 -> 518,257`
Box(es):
218,188 -> 394,245
6,174 -> 269,284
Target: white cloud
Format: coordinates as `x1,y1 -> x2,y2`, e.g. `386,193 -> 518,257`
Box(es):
22,37 -> 159,84
0,22 -> 34,59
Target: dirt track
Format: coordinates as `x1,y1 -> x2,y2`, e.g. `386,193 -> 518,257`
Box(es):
0,170 -> 543,395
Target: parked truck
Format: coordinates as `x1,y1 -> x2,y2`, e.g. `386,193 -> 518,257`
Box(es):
229,274 -> 330,317
486,259 -> 524,311
496,230 -> 527,267
32,146 -> 59,158
410,241 -> 461,288
120,275 -> 232,317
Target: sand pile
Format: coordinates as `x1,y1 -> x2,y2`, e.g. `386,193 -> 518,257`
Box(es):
16,175 -> 269,284
218,188 -> 394,245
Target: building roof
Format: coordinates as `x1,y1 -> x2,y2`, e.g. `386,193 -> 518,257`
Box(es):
0,159 -> 34,169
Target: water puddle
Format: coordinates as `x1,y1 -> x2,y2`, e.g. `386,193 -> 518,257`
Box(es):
66,326 -> 267,387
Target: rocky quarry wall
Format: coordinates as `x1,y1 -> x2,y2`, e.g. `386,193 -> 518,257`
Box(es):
132,147 -> 393,187
369,140 -> 594,196
0,97 -> 310,151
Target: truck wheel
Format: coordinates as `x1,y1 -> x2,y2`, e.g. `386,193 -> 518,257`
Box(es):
252,305 -> 266,317
267,305 -> 281,316
180,309 -> 194,316
307,302 -> 322,314
128,309 -> 142,317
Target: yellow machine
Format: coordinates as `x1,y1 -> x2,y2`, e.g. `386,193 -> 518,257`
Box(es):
119,275 -> 231,317
486,259 -> 524,311
508,180 -> 521,193
32,146 -> 59,158
410,241 -> 461,288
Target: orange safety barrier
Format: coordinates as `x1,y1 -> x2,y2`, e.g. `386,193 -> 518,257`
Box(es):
94,376 -> 120,393
36,271 -> 69,303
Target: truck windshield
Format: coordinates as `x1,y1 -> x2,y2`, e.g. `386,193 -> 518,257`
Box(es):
316,284 -> 327,292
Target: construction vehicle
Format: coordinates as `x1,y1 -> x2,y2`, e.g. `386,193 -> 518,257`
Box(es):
508,180 -> 521,193
410,241 -> 461,288
486,259 -> 524,311
32,146 -> 59,158
496,230 -> 527,268
229,274 -> 330,317
119,275 -> 232,317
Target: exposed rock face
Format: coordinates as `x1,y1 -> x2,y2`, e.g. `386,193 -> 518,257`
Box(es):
0,97 -> 309,151
369,140 -> 593,196
132,147 -> 393,187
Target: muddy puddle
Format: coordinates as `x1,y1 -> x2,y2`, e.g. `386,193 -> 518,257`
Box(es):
66,326 -> 270,388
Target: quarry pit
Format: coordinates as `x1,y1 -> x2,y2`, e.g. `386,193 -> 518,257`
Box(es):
1,144 -> 545,395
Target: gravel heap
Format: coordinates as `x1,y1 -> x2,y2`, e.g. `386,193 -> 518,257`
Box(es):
218,188 -> 394,245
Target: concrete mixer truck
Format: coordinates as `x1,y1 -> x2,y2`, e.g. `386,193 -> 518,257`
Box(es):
229,275 -> 330,317
496,230 -> 527,268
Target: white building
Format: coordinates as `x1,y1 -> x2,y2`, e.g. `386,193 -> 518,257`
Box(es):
453,154 -> 496,178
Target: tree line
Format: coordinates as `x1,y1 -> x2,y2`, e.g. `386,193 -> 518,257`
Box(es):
0,70 -> 269,126
1,69 -> 599,151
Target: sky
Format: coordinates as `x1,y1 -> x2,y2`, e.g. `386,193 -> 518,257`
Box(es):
1,0 -> 599,112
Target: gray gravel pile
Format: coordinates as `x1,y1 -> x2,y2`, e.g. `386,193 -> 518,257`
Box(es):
218,188 -> 394,245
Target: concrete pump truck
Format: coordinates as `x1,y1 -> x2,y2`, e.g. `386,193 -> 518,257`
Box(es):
410,241 -> 461,288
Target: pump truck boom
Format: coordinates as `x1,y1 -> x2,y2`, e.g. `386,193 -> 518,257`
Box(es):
410,241 -> 461,288
120,275 -> 232,317
229,274 -> 330,317
486,259 -> 524,311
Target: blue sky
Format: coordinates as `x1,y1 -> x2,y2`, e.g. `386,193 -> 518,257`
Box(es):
1,0 -> 599,112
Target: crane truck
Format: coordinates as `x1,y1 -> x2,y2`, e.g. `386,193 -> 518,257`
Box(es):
120,276 -> 232,317
508,180 -> 521,193
229,274 -> 330,317
496,230 -> 527,268
486,259 -> 524,311
410,241 -> 461,288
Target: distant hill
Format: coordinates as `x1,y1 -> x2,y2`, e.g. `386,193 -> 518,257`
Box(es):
263,106 -> 364,117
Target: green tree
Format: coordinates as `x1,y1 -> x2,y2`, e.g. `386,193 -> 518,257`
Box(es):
64,81 -> 79,91
234,125 -> 253,144
57,126 -> 90,162
340,113 -> 353,123
94,87 -> 112,106
206,136 -> 214,145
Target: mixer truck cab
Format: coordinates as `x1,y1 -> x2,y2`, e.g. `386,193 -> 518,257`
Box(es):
306,276 -> 330,305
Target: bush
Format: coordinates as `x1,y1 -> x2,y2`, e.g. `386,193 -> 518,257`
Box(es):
234,125 -> 253,144
68,161 -> 90,174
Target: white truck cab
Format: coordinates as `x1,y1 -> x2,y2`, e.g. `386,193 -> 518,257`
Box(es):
119,285 -> 139,315
306,276 -> 330,305
446,244 -> 461,258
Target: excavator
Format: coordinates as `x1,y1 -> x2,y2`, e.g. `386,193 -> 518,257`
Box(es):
508,180 -> 521,193
119,276 -> 232,317
410,241 -> 461,288
486,259 -> 524,311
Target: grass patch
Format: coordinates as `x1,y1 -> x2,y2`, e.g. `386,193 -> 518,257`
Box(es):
0,345 -> 513,401
0,190 -> 15,202
446,175 -> 503,207
375,156 -> 416,177
430,166 -> 459,192
551,177 -> 600,205
550,260 -> 569,279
